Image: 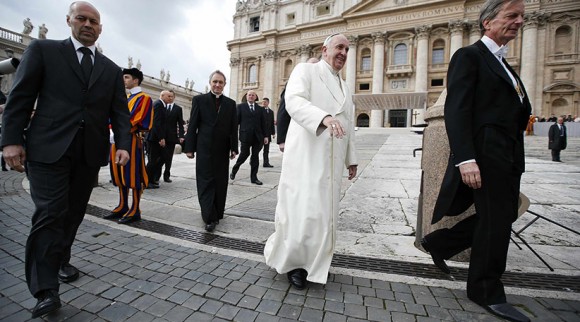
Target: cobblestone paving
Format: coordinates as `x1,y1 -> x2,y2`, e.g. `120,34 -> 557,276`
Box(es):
1,170 -> 579,321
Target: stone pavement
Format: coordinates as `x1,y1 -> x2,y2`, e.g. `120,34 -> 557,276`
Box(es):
1,128 -> 579,321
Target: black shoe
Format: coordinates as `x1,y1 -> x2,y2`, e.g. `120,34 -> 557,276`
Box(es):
205,222 -> 217,232
421,237 -> 450,274
31,290 -> 61,318
287,269 -> 307,290
58,263 -> 80,283
483,303 -> 530,322
119,214 -> 141,224
1,168 -> 7,171
104,211 -> 125,220
147,182 -> 160,189
251,179 -> 263,185
230,172 -> 236,180
163,177 -> 172,183
263,164 -> 274,168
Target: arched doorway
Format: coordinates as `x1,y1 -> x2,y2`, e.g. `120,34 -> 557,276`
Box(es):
357,113 -> 369,127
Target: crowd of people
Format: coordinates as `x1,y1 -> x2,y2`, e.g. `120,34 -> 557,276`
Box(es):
0,0 -> 571,321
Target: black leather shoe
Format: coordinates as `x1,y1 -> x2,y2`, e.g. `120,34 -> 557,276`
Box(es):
205,222 -> 217,232
287,269 -> 307,290
263,164 -> 274,168
31,290 -> 61,318
483,303 -> 530,322
104,211 -> 124,220
421,237 -> 450,274
147,182 -> 160,189
163,177 -> 172,183
58,263 -> 79,283
251,179 -> 263,185
230,172 -> 236,180
119,214 -> 141,224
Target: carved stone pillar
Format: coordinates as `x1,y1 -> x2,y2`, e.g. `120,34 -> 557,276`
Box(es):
263,50 -> 278,102
346,35 -> 358,96
298,45 -> 311,63
414,25 -> 431,126
448,20 -> 464,58
520,12 -> 548,114
468,21 -> 480,45
370,32 -> 385,128
229,57 -> 240,99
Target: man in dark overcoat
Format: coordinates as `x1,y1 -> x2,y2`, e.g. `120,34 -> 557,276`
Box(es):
548,116 -> 567,162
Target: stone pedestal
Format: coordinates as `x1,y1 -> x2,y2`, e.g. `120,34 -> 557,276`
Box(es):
414,89 -> 474,261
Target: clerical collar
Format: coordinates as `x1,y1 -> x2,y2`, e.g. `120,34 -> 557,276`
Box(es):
211,91 -> 222,99
321,60 -> 340,76
128,86 -> 142,95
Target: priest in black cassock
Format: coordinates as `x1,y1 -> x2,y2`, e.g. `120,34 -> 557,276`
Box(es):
184,70 -> 238,232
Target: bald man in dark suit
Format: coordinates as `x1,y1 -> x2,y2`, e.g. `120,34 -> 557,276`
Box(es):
1,1 -> 131,318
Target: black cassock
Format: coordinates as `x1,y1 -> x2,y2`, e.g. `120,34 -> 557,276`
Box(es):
184,92 -> 238,224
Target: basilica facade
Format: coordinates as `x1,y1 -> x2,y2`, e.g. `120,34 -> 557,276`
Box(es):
227,0 -> 580,127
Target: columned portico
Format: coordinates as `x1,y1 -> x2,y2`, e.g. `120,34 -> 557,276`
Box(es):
298,45 -> 311,63
468,21 -> 481,46
346,35 -> 358,95
263,50 -> 277,101
414,25 -> 431,125
520,12 -> 548,114
449,20 -> 464,57
370,32 -> 385,127
229,58 -> 240,101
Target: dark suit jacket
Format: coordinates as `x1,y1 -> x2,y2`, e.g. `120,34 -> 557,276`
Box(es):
548,123 -> 567,150
276,87 -> 290,144
147,99 -> 166,142
1,38 -> 131,166
432,40 -> 531,224
263,107 -> 275,139
165,104 -> 185,144
237,102 -> 266,144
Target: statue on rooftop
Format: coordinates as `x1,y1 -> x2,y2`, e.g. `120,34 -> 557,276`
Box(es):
23,18 -> 33,35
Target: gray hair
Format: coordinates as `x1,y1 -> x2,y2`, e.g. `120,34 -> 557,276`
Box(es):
209,70 -> 227,83
478,0 -> 520,35
323,33 -> 340,47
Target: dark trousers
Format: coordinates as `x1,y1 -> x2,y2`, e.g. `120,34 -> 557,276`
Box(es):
551,149 -> 561,161
25,129 -> 99,297
146,140 -> 164,183
263,140 -> 270,165
232,140 -> 262,181
425,165 -> 520,306
162,143 -> 176,180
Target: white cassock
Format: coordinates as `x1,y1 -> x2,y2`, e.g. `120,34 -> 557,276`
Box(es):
263,60 -> 357,284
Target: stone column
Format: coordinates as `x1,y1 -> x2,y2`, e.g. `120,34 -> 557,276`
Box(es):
229,57 -> 240,99
415,90 -> 474,261
346,35 -> 358,95
448,20 -> 464,58
468,21 -> 480,46
298,45 -> 311,63
414,25 -> 431,125
520,12 -> 548,114
370,32 -> 385,128
262,50 -> 278,102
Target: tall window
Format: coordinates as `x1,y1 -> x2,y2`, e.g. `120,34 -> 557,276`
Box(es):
284,59 -> 293,78
555,26 -> 572,54
248,64 -> 257,83
432,39 -> 445,64
361,48 -> 371,71
394,44 -> 407,65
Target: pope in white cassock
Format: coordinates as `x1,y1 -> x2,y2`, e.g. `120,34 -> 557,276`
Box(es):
263,34 -> 358,290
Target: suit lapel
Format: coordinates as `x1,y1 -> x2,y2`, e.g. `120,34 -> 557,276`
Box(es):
89,51 -> 105,88
60,39 -> 86,84
476,41 -> 513,89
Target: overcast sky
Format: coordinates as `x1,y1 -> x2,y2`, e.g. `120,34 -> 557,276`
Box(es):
0,0 -> 237,93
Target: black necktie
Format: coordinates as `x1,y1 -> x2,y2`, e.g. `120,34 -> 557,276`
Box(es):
79,47 -> 93,83
250,104 -> 254,112
167,104 -> 172,112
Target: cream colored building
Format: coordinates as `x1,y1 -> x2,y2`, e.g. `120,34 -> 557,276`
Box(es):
227,0 -> 580,127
